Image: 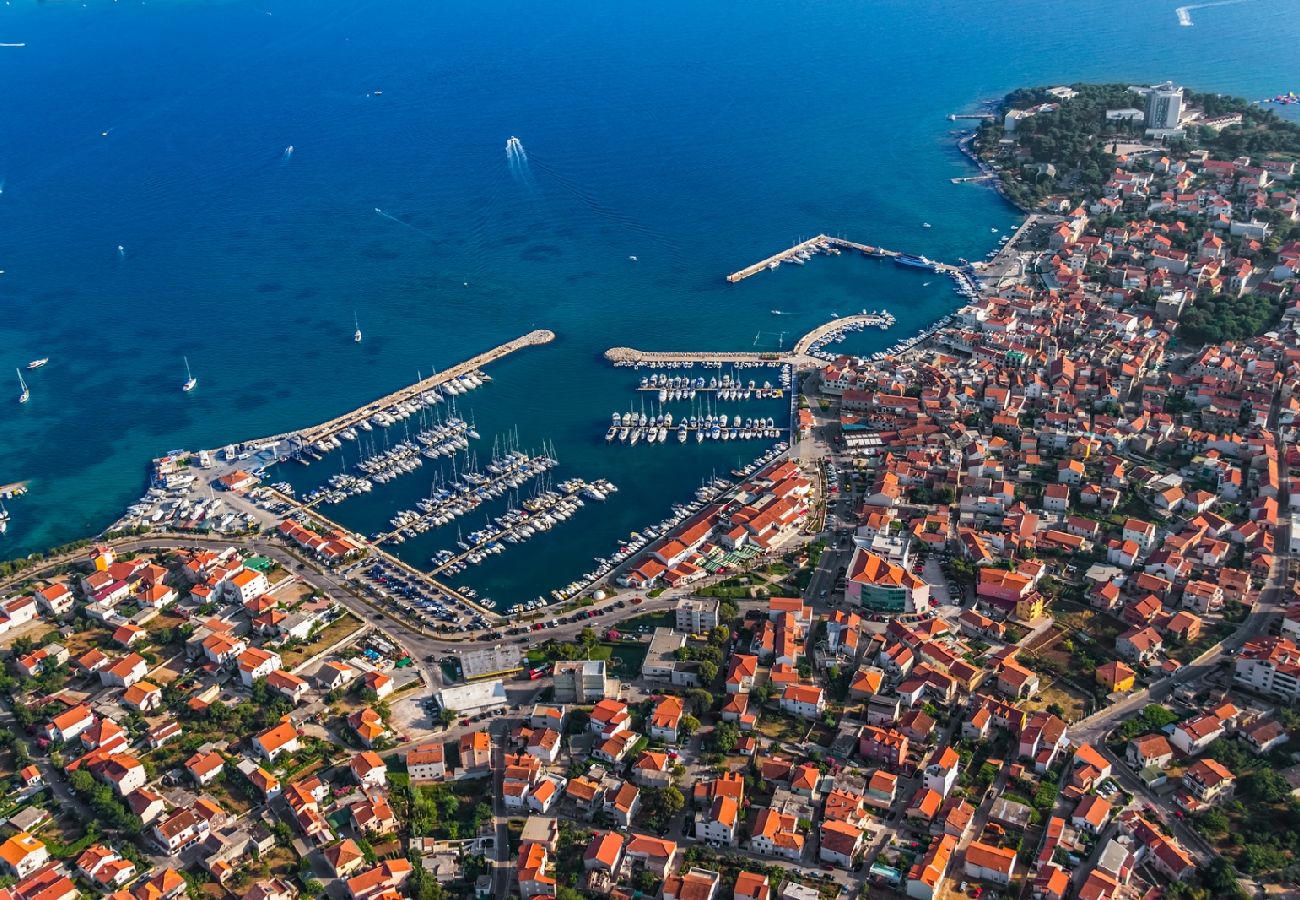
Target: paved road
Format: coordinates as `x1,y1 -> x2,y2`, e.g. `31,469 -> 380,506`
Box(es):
1071,523 -> 1290,745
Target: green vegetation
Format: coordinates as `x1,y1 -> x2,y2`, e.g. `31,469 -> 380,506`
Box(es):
68,768 -> 143,835
639,785 -> 684,833
1177,292 -> 1282,345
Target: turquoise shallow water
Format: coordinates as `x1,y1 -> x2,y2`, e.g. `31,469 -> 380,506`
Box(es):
1,0 -> 1298,601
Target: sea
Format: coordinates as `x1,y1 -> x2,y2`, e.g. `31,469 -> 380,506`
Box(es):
1,0 -> 1298,606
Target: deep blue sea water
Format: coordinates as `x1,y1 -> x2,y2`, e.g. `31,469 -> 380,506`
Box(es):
2,0 -> 1298,602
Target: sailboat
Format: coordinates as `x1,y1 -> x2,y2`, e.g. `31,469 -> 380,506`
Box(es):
16,368 -> 29,404
354,312 -> 362,343
182,357 -> 197,393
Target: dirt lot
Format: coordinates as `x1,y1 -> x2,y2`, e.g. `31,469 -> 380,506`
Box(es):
280,611 -> 364,669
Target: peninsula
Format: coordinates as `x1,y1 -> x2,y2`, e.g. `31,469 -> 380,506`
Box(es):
0,81 -> 1298,900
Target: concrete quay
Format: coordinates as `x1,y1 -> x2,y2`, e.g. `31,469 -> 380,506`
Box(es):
294,329 -> 554,446
606,312 -> 895,370
725,234 -> 963,284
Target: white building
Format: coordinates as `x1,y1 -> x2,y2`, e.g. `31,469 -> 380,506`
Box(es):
1144,81 -> 1184,131
434,679 -> 509,717
676,599 -> 720,634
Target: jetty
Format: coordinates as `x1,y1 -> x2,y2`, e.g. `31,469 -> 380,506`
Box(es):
293,329 -> 554,447
605,311 -> 897,370
948,112 -> 996,121
605,348 -> 781,366
262,484 -> 501,620
0,481 -> 29,499
725,234 -> 963,284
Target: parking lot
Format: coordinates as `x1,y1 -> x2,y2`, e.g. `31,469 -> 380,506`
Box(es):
346,558 -> 491,633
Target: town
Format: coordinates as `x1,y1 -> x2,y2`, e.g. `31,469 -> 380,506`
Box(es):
0,78 -> 1299,900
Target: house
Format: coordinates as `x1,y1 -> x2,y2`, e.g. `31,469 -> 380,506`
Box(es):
126,788 -> 167,825
593,730 -> 638,765
779,684 -> 826,719
749,809 -> 804,860
406,743 -> 447,782
604,782 -> 639,828
584,831 -> 624,873
316,660 -> 357,691
122,680 -> 164,712
663,868 -> 721,900
345,859 -> 413,900
698,795 -> 741,847
906,834 -> 956,900
624,835 -> 679,877
1180,758 -> 1235,807
350,795 -> 398,837
227,568 -> 269,604
266,669 -> 310,704
923,747 -> 960,798
185,751 -> 225,787
46,704 -> 95,743
589,699 -> 631,739
1171,712 -> 1228,755
1127,734 -> 1174,770
996,660 -> 1039,700
153,809 -> 210,854
1116,626 -> 1163,665
963,841 -> 1016,886
350,751 -> 387,791
0,832 -> 48,878
726,655 -> 759,694
1096,660 -> 1136,693
461,731 -> 493,772
650,695 -> 686,743
256,720 -> 301,762
517,843 -> 556,898
238,647 -> 282,687
100,653 -> 148,688
733,872 -> 771,900
865,770 -> 898,810
324,839 -> 368,879
530,704 -> 567,733
76,845 -> 136,889
632,750 -> 673,788
1071,794 -> 1112,835
348,707 -> 388,747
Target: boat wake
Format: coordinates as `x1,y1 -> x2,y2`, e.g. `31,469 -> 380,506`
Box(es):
374,206 -> 438,241
1176,0 -> 1247,25
505,136 -> 535,191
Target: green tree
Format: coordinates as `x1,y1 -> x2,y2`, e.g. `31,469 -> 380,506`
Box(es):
696,660 -> 719,686
679,715 -> 700,736
1241,769 -> 1289,805
712,722 -> 739,754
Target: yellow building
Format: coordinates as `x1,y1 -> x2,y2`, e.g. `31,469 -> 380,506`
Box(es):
90,546 -> 115,572
1096,660 -> 1135,693
1014,592 -> 1045,623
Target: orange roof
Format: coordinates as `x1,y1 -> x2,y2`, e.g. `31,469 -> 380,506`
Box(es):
965,840 -> 1016,874
584,831 -> 624,869
0,832 -> 44,867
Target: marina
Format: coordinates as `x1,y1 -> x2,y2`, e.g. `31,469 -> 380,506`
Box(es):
377,447 -> 558,545
429,475 -> 617,577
